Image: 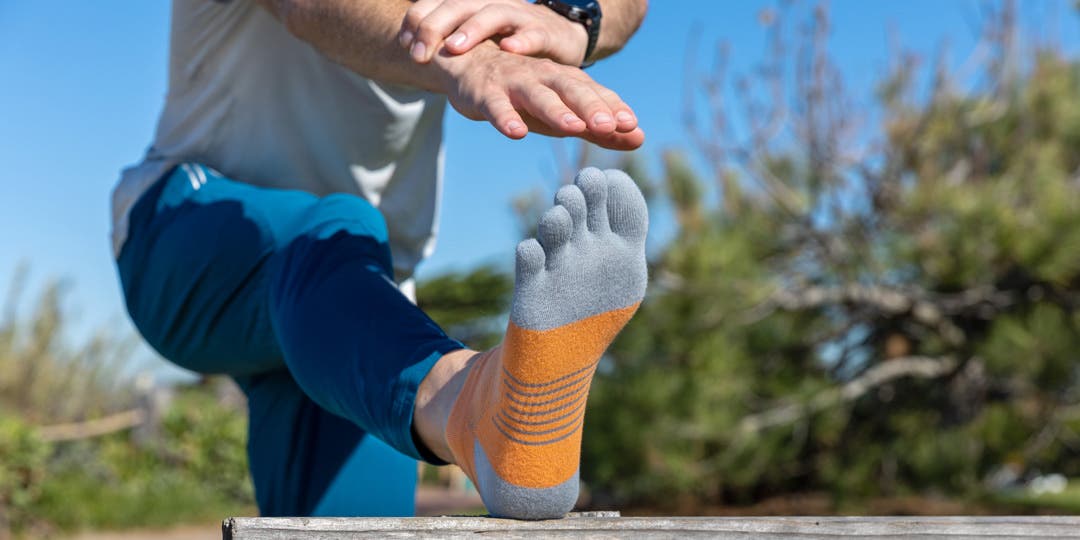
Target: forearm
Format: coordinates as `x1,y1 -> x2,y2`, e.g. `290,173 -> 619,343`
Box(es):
257,0 -> 449,92
592,0 -> 648,61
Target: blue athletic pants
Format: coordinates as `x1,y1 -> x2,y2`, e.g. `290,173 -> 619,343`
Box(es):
115,164 -> 464,516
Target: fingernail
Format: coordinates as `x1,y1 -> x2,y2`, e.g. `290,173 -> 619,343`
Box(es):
616,111 -> 634,123
507,121 -> 524,133
410,41 -> 426,61
448,32 -> 466,48
563,113 -> 582,126
399,30 -> 414,48
593,113 -> 613,126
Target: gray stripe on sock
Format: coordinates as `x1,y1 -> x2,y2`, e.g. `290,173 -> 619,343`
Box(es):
503,387 -> 583,408
500,399 -> 587,427
492,415 -> 583,446
495,411 -> 584,438
502,359 -> 600,389
505,391 -> 588,418
502,369 -> 592,398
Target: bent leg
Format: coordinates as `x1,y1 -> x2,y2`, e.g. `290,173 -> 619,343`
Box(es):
116,164 -> 462,514
117,164 -> 304,374
267,214 -> 465,460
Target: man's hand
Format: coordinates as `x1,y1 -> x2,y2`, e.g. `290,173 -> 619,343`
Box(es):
400,0 -> 589,66
259,0 -> 644,149
434,43 -> 643,150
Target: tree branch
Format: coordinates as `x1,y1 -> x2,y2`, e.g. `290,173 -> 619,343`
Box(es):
742,283 -> 999,346
38,409 -> 146,442
737,355 -> 958,435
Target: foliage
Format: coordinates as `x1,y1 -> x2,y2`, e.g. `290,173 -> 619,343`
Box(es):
0,269 -> 136,425
159,385 -> 252,502
32,383 -> 253,533
3,0 -> 1080,529
0,276 -> 253,537
0,416 -> 50,536
419,265 -> 513,350
414,2 -> 1080,513
578,1 -> 1080,510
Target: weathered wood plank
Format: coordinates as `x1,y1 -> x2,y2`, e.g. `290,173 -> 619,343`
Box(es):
223,515 -> 1080,539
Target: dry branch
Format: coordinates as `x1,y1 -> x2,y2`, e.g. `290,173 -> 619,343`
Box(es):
737,355 -> 958,435
747,284 -> 977,345
38,409 -> 146,442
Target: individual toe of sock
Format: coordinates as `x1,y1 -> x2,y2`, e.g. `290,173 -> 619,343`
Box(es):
537,205 -> 574,263
575,168 -> 609,234
603,169 -> 648,242
554,185 -> 587,237
515,239 -> 546,280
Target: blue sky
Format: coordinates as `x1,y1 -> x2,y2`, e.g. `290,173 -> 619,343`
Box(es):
1,1 -> 1078,378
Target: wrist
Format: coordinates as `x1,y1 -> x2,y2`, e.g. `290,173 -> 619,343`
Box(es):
534,0 -> 601,67
564,17 -> 590,66
519,2 -> 588,66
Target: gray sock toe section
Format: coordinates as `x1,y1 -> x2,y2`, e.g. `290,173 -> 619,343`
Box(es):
474,443 -> 579,520
604,169 -> 649,241
515,239 -> 546,279
510,168 -> 649,331
576,168 -> 610,233
537,205 -> 573,256
554,185 -> 588,235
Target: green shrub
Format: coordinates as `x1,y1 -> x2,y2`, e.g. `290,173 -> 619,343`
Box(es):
0,415 -> 50,536
32,384 -> 254,532
1,272 -> 254,534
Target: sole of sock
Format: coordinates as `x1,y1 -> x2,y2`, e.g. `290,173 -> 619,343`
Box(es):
446,168 -> 648,519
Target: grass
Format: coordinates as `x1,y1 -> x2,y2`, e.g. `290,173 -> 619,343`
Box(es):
37,470 -> 254,532
990,481 -> 1080,513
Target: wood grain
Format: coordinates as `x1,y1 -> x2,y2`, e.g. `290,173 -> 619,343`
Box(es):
223,515 -> 1080,539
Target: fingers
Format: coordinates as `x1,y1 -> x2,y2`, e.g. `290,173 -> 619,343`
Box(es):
479,95 -> 529,140
521,111 -> 646,151
548,70 -> 641,135
403,0 -> 525,63
511,84 -> 588,136
502,68 -> 643,146
443,46 -> 642,149
448,6 -> 532,56
404,0 -> 478,63
547,77 -> 619,134
582,126 -> 646,151
401,0 -> 587,66
590,84 -> 638,133
475,89 -> 644,150
400,0 -> 441,49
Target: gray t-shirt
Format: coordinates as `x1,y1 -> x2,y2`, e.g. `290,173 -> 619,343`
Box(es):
111,0 -> 448,280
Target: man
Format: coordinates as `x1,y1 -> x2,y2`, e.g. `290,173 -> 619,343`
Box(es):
111,0 -> 648,519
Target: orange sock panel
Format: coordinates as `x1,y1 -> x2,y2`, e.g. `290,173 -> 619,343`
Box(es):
447,303 -> 640,489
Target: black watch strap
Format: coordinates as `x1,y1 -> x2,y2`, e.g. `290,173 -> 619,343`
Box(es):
534,0 -> 602,68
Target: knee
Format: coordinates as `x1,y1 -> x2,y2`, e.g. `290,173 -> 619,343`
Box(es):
269,195 -> 396,311
303,194 -> 389,245
120,287 -> 208,373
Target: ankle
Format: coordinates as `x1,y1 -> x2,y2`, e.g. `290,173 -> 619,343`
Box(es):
413,348 -> 484,463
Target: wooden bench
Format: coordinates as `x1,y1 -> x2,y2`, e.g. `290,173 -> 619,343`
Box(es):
223,513 -> 1080,538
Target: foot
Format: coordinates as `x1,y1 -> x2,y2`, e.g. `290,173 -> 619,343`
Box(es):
445,167 -> 648,519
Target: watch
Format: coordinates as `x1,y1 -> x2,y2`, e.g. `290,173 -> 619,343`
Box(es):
534,0 -> 602,68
